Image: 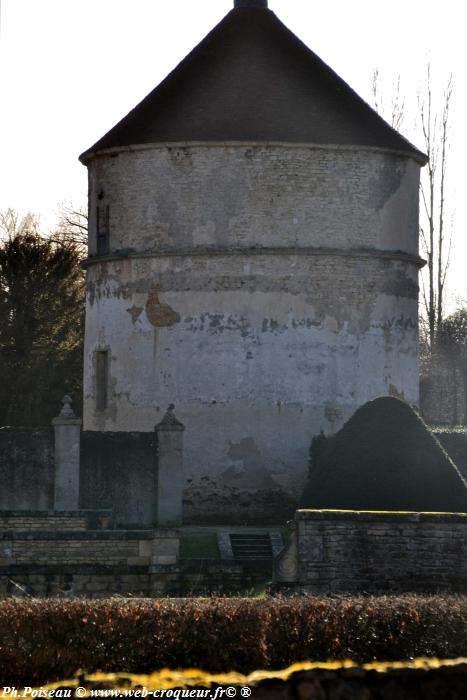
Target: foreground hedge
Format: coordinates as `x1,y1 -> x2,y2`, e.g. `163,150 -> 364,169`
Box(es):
0,595 -> 466,685
24,659 -> 467,700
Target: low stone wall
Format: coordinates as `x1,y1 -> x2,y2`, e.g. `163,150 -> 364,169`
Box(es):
179,559 -> 271,594
0,429 -> 54,510
0,510 -> 111,531
0,429 -> 159,527
0,513 -> 273,596
2,532 -> 152,565
80,431 -> 157,528
0,512 -> 180,597
274,509 -> 467,593
1,567 -> 151,597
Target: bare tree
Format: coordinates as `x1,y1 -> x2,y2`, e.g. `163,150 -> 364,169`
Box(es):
371,68 -> 405,131
53,201 -> 88,251
372,67 -> 454,350
418,66 -> 453,349
0,208 -> 41,240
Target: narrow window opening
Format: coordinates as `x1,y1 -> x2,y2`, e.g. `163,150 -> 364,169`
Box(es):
96,350 -> 109,411
96,204 -> 110,255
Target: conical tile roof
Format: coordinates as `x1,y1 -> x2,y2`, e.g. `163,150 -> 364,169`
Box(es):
80,4 -> 426,163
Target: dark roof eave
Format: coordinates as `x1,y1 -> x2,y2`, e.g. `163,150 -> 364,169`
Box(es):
79,140 -> 427,167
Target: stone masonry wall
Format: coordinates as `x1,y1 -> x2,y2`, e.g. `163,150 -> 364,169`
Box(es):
0,513 -> 180,597
80,431 -> 157,528
0,428 -> 54,510
83,143 -> 422,524
3,534 -> 150,565
0,427 -> 157,526
290,510 -> 467,594
0,511 -> 111,531
87,145 -> 420,256
83,253 -> 420,524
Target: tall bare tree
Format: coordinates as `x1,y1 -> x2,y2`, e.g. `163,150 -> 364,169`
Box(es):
418,66 -> 453,349
372,68 -> 405,131
372,67 -> 454,350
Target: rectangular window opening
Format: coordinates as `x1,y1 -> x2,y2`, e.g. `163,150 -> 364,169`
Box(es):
96,350 -> 109,411
96,205 -> 110,255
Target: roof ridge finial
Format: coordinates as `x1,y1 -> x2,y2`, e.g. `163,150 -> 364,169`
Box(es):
234,1 -> 269,8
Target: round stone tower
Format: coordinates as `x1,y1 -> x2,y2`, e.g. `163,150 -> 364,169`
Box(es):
80,0 -> 426,523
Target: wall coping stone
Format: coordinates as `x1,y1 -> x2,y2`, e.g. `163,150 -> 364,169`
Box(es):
0,426 -> 53,433
149,565 -> 181,574
0,563 -> 150,575
0,510 -> 112,517
152,529 -> 181,538
1,531 -> 154,541
296,509 -> 467,523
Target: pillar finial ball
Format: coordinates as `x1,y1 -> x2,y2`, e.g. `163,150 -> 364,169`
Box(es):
234,1 -> 268,9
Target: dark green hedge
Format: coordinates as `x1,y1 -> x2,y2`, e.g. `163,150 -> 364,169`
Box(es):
301,397 -> 467,512
435,431 -> 467,481
0,595 -> 466,685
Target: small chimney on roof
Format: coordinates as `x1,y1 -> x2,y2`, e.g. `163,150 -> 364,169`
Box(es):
234,0 -> 269,8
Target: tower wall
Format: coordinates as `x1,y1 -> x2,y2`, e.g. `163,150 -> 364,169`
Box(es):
87,144 -> 419,255
83,144 -> 421,523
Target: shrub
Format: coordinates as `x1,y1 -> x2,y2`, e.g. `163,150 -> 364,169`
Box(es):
0,595 -> 465,685
301,396 -> 467,511
434,430 -> 467,481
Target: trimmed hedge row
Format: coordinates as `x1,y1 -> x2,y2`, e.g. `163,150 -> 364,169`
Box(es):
0,595 -> 466,685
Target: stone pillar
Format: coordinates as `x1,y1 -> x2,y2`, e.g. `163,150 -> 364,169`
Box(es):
155,404 -> 185,527
149,530 -> 181,595
52,395 -> 82,511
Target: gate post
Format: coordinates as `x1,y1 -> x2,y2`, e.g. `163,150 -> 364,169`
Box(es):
155,405 -> 185,526
52,395 -> 82,510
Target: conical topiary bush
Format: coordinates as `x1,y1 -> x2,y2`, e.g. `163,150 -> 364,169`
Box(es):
301,396 -> 467,512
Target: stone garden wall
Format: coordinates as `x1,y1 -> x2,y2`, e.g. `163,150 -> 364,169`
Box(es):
0,428 -> 54,510
274,509 -> 467,593
0,511 -> 180,597
0,403 -> 184,528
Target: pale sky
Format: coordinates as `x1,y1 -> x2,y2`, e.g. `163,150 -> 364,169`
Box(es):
0,0 -> 465,307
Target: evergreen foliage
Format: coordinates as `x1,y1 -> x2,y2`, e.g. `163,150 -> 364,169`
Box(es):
0,230 -> 84,426
301,396 -> 467,512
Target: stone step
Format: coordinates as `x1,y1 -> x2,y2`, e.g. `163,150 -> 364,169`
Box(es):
229,534 -> 273,560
